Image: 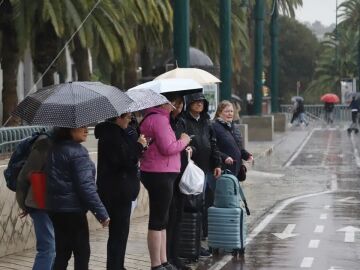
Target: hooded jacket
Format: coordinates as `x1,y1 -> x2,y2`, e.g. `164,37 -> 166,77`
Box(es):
95,121 -> 143,203
140,107 -> 187,173
182,92 -> 221,172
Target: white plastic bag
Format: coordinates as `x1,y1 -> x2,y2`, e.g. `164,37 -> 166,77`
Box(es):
179,153 -> 205,195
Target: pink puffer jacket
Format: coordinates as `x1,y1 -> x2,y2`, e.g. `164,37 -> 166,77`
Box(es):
140,107 -> 187,173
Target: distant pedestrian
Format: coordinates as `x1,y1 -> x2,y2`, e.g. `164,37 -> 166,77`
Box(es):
347,97 -> 360,133
95,113 -> 148,270
47,127 -> 110,270
324,102 -> 335,124
16,132 -> 55,270
212,100 -> 253,178
140,104 -> 191,270
290,100 -> 300,125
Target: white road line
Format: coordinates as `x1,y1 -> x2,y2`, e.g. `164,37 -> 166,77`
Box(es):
321,131 -> 333,167
284,129 -> 314,167
207,255 -> 232,270
208,190 -> 332,270
350,135 -> 360,168
300,257 -> 314,268
308,239 -> 320,248
320,213 -> 328,220
314,225 -> 324,233
324,205 -> 330,209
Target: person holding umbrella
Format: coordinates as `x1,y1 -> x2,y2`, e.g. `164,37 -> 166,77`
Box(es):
321,93 -> 339,125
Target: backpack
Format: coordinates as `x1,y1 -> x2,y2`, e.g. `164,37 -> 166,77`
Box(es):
213,171 -> 250,215
4,131 -> 49,191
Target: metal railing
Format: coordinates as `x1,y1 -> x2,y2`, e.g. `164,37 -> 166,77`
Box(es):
280,104 -> 351,122
0,126 -> 47,155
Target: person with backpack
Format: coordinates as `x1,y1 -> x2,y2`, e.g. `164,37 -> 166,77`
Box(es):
46,127 -> 110,270
94,113 -> 147,270
16,131 -> 55,270
182,92 -> 222,254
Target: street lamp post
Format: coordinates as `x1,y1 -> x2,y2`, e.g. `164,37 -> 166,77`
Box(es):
219,0 -> 232,101
254,0 -> 265,115
270,0 -> 279,113
173,0 -> 190,67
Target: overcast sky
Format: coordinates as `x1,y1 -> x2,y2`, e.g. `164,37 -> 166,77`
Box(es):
295,0 -> 344,26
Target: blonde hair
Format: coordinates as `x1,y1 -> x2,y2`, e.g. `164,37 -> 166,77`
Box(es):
214,100 -> 233,118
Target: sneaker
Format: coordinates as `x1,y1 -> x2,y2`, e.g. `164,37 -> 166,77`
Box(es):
199,247 -> 212,258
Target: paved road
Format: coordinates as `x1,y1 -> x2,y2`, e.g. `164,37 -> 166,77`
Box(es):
211,128 -> 360,270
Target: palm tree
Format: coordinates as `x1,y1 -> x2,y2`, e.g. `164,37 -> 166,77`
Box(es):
0,0 -> 21,125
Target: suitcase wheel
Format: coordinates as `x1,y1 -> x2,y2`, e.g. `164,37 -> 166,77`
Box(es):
209,247 -> 219,255
232,248 -> 245,257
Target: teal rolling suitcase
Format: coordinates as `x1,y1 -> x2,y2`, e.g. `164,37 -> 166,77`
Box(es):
208,206 -> 246,256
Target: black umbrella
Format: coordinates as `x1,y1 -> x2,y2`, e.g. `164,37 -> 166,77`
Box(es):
12,81 -> 133,128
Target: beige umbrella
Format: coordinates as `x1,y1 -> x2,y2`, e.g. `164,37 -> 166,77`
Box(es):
154,67 -> 221,85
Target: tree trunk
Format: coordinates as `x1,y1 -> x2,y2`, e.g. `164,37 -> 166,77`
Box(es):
0,0 -> 20,126
110,63 -> 124,89
33,22 -> 60,87
124,55 -> 138,89
141,45 -> 152,77
71,35 -> 91,81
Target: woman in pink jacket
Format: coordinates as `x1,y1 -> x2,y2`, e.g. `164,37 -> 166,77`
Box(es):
140,103 -> 191,270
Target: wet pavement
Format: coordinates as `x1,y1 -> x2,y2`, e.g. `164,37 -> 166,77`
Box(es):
207,127 -> 360,270
2,125 -> 360,270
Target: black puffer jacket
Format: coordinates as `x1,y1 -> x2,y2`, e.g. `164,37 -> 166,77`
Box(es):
95,121 -> 143,204
46,141 -> 108,222
182,92 -> 221,172
212,119 -> 250,175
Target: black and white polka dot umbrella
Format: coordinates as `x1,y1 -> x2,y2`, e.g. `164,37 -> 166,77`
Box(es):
126,88 -> 171,112
12,81 -> 134,128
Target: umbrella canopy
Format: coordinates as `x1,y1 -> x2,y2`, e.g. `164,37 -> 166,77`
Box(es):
126,88 -> 171,112
320,93 -> 340,103
291,96 -> 304,102
129,78 -> 203,96
12,81 -> 133,128
154,68 -> 221,85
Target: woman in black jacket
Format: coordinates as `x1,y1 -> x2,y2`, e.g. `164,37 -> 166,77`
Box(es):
212,100 -> 253,177
47,127 -> 110,270
95,113 -> 147,270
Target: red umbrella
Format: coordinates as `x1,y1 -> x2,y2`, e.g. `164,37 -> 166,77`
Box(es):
320,93 -> 340,103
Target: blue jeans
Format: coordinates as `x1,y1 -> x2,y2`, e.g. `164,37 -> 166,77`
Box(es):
30,210 -> 55,270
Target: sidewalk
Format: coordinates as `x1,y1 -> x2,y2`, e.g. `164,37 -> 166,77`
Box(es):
0,129 -> 314,270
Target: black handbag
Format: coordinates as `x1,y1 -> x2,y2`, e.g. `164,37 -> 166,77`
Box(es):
237,164 -> 247,182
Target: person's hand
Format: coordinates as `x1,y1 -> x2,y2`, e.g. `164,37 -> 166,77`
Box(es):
185,146 -> 193,157
19,210 -> 28,218
247,154 -> 253,161
214,167 -> 222,178
224,157 -> 234,165
180,133 -> 191,145
137,134 -> 147,147
101,218 -> 110,228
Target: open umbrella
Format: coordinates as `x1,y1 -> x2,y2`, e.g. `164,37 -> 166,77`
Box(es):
320,93 -> 340,103
126,88 -> 172,112
291,96 -> 304,102
128,78 -> 203,96
12,81 -> 133,128
154,68 -> 221,85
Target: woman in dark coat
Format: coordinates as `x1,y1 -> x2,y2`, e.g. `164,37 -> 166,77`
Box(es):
47,127 -> 110,270
95,113 -> 147,270
212,100 -> 253,177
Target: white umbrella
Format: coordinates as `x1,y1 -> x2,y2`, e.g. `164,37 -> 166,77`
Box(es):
128,78 -> 203,95
126,88 -> 172,112
154,68 -> 221,85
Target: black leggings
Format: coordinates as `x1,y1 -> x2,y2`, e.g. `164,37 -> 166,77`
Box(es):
141,171 -> 178,230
